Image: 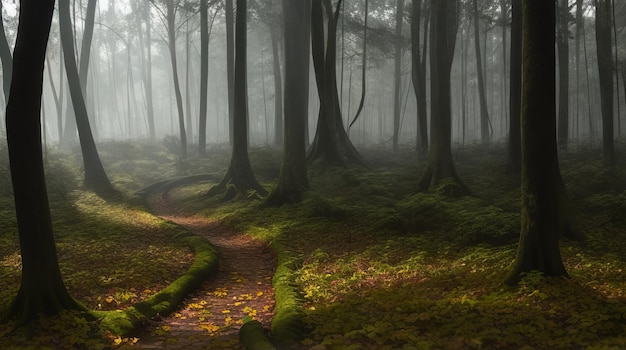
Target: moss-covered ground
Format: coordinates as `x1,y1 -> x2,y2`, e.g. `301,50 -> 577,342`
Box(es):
1,139 -> 625,349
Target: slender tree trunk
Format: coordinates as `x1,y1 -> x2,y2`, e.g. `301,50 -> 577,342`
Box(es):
393,0 -> 405,152
270,27 -> 284,148
185,19 -> 193,144
166,0 -> 188,158
143,5 -> 155,139
0,1 -> 13,101
199,0 -> 209,154
557,0 -> 569,148
500,0 -> 508,125
419,0 -> 465,192
506,0 -> 569,284
575,0 -> 582,142
507,0 -> 521,174
225,0 -> 235,145
59,0 -> 114,195
208,0 -> 266,198
267,0 -> 311,205
612,0 -> 620,137
595,0 -> 614,165
411,0 -> 429,152
4,0 -> 85,325
474,0 -> 491,144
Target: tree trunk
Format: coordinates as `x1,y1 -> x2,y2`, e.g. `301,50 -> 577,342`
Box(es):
267,0 -> 311,205
411,0 -> 429,152
506,0 -> 570,284
166,0 -> 188,158
208,0 -> 267,199
556,0 -> 569,148
575,0 -> 582,141
595,0 -> 614,166
270,27 -> 284,148
185,20 -> 193,144
419,0 -> 465,192
308,0 -> 365,167
506,0 -> 521,174
143,4 -> 156,140
225,0 -> 235,145
199,0 -> 209,154
4,0 -> 84,325
474,0 -> 491,144
392,0 -> 405,152
59,0 -> 114,195
0,1 -> 13,101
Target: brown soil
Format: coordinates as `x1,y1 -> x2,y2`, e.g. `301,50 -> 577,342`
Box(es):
131,190 -> 276,349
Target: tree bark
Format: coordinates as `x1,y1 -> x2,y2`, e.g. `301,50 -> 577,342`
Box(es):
419,0 -> 465,192
199,0 -> 209,154
506,0 -> 569,285
392,0 -> 405,152
411,0 -> 428,152
506,0 -> 522,174
0,1 -> 13,101
208,0 -> 267,199
225,0 -> 235,145
270,27 -> 284,148
556,0 -> 569,148
267,0 -> 311,205
60,0 -> 114,195
4,0 -> 85,325
166,0 -> 188,158
595,0 -> 614,165
474,0 -> 491,144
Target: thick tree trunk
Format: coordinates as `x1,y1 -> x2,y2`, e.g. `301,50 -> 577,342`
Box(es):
474,0 -> 491,144
4,0 -> 85,325
506,0 -> 522,174
199,0 -> 209,154
308,0 -> 365,167
419,0 -> 465,192
208,0 -> 266,199
392,0 -> 405,152
595,0 -> 614,166
506,0 -> 569,285
267,0 -> 311,205
0,1 -> 13,101
557,0 -> 569,148
270,28 -> 284,148
60,0 -> 114,195
225,0 -> 235,145
411,0 -> 428,152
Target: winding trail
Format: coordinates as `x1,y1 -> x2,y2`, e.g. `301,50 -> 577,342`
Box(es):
133,190 -> 276,349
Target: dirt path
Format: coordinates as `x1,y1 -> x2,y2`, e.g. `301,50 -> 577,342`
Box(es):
132,191 -> 276,349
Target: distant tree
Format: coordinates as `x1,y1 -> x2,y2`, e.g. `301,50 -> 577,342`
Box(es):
506,0 -> 570,284
411,0 -> 429,152
131,0 -> 156,140
59,0 -> 114,196
151,0 -> 188,158
267,0 -> 312,205
199,0 -> 210,154
308,0 -> 365,167
208,0 -> 267,199
0,1 -> 13,101
556,0 -> 570,148
419,0 -> 466,192
225,0 -> 235,145
473,0 -> 491,144
595,0 -> 614,166
4,0 -> 85,324
506,0 -> 521,174
392,0 -> 405,152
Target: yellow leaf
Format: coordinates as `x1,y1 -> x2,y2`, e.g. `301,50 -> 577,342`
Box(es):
256,291 -> 264,297
113,337 -> 122,345
221,309 -> 231,314
234,301 -> 242,307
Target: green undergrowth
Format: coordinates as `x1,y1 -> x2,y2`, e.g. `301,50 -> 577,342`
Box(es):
180,144 -> 626,349
0,142 -> 216,348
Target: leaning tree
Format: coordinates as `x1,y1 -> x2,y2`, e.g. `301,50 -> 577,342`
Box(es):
4,0 -> 85,325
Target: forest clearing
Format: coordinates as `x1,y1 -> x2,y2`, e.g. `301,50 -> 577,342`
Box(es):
1,0 -> 626,349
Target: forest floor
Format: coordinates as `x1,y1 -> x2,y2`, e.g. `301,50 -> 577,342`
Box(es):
128,190 -> 276,349
0,140 -> 625,349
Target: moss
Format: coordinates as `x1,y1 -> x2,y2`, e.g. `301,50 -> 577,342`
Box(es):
239,320 -> 276,350
96,224 -> 219,336
270,248 -> 306,345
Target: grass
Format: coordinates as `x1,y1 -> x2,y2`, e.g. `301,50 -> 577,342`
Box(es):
0,139 -> 625,349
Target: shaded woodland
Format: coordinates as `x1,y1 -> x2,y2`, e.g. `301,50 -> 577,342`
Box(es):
0,0 -> 626,348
